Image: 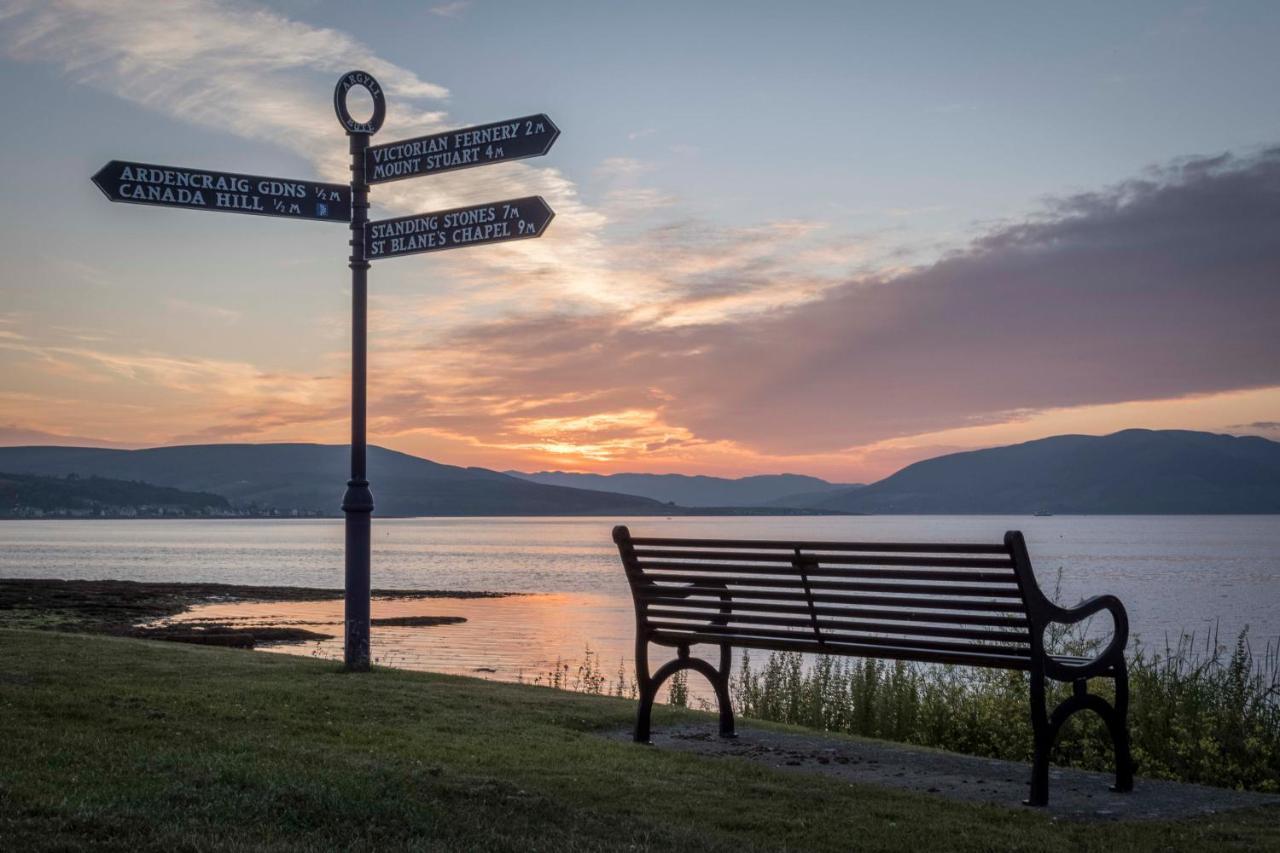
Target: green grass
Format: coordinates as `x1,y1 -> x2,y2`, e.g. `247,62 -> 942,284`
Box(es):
1,629 -> 1277,852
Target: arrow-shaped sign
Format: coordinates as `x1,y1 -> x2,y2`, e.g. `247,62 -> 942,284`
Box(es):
91,160 -> 351,223
365,114 -> 560,185
365,196 -> 554,260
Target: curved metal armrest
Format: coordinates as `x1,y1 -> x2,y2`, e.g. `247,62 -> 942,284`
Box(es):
1040,594 -> 1129,681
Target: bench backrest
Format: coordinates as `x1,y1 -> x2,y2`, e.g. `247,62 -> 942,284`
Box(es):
613,526 -> 1040,670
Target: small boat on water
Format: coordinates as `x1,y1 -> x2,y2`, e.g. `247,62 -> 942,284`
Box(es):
1033,510 -> 1053,517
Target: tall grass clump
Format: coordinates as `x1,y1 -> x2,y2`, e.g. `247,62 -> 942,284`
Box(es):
729,626 -> 1279,793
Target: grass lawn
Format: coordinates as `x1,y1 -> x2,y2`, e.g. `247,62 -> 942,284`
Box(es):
1,629 -> 1277,851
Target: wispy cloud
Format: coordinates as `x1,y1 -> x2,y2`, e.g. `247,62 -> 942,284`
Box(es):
1,0 -> 448,172
430,1 -> 470,18
165,298 -> 241,323
595,157 -> 649,178
1229,421 -> 1280,434
375,148 -> 1280,469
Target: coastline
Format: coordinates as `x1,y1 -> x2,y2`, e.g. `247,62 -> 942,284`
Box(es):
0,578 -> 512,648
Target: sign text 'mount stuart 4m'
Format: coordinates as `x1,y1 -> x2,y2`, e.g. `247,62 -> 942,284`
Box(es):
365,114 -> 559,184
91,160 -> 351,223
365,196 -> 554,260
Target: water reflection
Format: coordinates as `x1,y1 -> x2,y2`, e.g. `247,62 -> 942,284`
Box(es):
167,592 -> 699,697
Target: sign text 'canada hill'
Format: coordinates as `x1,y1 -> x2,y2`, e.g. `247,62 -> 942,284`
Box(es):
91,161 -> 351,223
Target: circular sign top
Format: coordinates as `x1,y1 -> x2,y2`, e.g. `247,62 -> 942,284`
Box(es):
334,70 -> 386,135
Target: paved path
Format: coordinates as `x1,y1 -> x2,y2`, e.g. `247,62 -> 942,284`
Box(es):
606,723 -> 1279,821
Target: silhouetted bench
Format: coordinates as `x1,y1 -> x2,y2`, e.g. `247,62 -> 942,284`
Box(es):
611,526 -> 1132,806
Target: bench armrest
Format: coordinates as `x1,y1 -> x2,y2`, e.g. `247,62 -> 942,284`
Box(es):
1040,594 -> 1128,681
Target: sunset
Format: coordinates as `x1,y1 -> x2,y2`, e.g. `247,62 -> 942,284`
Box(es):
1,3 -> 1278,850
1,2 -> 1277,481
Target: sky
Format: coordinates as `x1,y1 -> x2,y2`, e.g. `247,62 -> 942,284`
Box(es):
1,0 -> 1279,482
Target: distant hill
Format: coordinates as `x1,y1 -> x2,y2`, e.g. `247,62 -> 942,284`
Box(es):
0,445 -> 671,517
765,486 -> 866,509
5,428 -> 1275,517
507,471 -> 857,507
0,471 -> 232,517
808,430 -> 1280,514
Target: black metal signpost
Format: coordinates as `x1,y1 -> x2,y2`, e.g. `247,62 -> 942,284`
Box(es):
93,69 -> 558,671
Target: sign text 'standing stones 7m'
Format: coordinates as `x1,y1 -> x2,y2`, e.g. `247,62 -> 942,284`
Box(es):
366,196 -> 554,260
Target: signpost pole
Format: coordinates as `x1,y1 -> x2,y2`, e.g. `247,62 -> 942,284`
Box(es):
333,70 -> 386,671
342,127 -> 373,671
92,69 -> 554,674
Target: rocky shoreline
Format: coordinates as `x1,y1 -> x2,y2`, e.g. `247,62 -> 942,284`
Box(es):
0,578 -> 510,648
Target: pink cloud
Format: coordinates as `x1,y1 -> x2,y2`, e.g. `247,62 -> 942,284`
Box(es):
407,148 -> 1280,457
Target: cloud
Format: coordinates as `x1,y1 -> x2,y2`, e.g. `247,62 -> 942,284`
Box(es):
5,2 -> 1278,479
400,148 -> 1280,459
0,0 -> 449,174
1,1 -> 877,338
165,298 -> 241,323
603,187 -> 679,216
0,0 -> 623,336
595,157 -> 649,179
0,424 -> 138,448
430,1 -> 470,18
0,335 -> 348,445
1229,421 -> 1280,433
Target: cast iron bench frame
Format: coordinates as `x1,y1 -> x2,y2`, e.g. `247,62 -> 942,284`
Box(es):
612,525 -> 1133,806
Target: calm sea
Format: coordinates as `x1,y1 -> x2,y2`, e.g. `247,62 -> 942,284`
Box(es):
3,516 -> 1277,691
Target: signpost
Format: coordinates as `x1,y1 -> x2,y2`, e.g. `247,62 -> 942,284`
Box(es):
366,114 -> 559,184
366,196 -> 554,260
91,161 -> 350,222
92,69 -> 559,671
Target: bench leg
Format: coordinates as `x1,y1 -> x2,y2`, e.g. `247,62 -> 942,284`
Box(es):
1028,667 -> 1135,806
634,638 -> 654,743
1027,670 -> 1050,807
717,643 -> 736,738
1110,660 -> 1134,794
632,641 -> 736,743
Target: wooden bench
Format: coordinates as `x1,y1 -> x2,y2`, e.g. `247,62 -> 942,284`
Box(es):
612,526 -> 1133,806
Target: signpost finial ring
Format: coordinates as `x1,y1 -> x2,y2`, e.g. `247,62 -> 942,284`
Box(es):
334,70 -> 385,135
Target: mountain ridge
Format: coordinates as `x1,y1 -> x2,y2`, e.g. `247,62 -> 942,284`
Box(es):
806,429 -> 1280,514
1,429 -> 1277,515
505,470 -> 858,507
0,443 -> 672,517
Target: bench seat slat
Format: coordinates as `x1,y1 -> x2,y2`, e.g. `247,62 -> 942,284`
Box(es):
643,601 -> 1031,632
650,617 -> 1029,655
649,628 -> 1033,670
644,607 -> 1030,643
638,561 -> 1019,584
637,573 -> 1023,598
639,585 -> 1025,612
632,549 -> 1014,569
630,537 -> 1010,554
639,594 -> 1031,627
